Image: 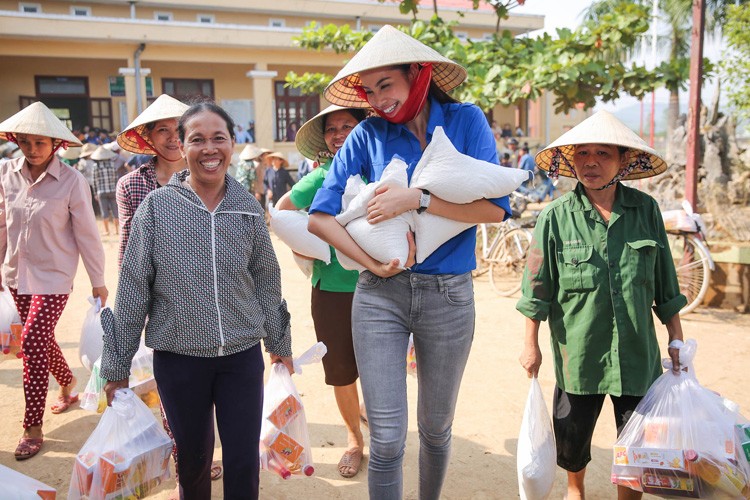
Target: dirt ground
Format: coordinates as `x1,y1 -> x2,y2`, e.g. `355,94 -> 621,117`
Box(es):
1,227 -> 749,499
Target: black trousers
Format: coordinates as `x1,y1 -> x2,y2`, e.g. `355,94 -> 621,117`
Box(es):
154,344 -> 265,500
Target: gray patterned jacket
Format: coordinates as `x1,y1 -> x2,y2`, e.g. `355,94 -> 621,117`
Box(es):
100,170 -> 292,382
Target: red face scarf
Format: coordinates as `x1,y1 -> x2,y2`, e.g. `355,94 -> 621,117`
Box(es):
354,63 -> 433,124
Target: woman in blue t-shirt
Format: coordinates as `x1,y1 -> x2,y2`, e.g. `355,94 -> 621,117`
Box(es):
308,25 -> 511,499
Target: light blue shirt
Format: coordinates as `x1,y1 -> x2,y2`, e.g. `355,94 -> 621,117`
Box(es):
310,96 -> 511,275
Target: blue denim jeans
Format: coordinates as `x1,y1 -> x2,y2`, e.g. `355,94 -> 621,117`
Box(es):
353,270 -> 475,500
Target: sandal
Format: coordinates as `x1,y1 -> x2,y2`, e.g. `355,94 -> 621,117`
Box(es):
338,448 -> 363,478
14,437 -> 43,460
50,393 -> 79,414
210,461 -> 223,481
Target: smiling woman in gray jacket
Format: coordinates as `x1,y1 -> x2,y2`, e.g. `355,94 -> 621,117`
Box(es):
100,101 -> 293,500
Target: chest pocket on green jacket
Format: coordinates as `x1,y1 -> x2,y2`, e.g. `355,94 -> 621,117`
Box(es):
559,245 -> 596,292
626,239 -> 661,286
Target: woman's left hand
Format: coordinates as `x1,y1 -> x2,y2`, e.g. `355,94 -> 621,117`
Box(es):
270,353 -> 295,375
92,286 -> 109,307
367,185 -> 419,223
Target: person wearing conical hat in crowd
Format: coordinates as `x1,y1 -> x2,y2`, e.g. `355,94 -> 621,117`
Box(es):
115,94 -> 224,490
237,143 -> 262,193
0,102 -> 108,460
517,110 -> 686,500
57,145 -> 82,166
103,141 -> 132,180
74,142 -> 101,216
275,105 -> 368,478
263,152 -> 295,211
307,25 -> 512,498
115,93 -> 189,268
252,147 -> 272,208
100,101 -> 293,500
91,145 -> 120,236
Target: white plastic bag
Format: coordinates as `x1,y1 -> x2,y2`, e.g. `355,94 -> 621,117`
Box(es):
0,463 -> 56,499
611,339 -> 750,498
69,388 -> 172,500
79,297 -> 104,372
406,333 -> 417,378
410,127 -> 530,263
0,288 -> 22,363
269,206 -> 331,264
517,377 -> 556,500
260,342 -> 327,479
80,341 -> 159,413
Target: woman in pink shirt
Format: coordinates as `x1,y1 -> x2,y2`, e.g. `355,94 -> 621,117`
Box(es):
0,102 -> 108,460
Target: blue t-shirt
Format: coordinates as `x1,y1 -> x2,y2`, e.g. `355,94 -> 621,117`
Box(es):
309,95 -> 512,275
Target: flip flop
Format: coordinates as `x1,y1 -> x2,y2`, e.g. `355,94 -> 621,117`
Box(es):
15,437 -> 43,460
50,393 -> 79,414
338,448 -> 363,478
210,461 -> 223,481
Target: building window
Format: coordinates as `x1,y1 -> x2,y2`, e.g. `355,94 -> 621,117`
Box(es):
455,31 -> 468,41
269,18 -> 285,28
36,76 -> 88,96
197,14 -> 214,23
154,11 -> 173,22
483,33 -> 495,41
19,3 -> 41,13
368,24 -> 382,33
274,81 -> 319,142
70,6 -> 91,16
163,78 -> 214,102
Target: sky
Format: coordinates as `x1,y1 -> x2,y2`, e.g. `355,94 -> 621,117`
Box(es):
510,0 -> 727,115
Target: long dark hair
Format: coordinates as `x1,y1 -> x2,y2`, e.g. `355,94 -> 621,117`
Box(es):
395,64 -> 460,105
178,100 -> 236,142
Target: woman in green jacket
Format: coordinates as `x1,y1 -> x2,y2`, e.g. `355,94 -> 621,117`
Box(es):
275,105 -> 367,478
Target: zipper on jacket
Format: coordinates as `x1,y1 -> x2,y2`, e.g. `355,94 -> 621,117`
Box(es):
210,212 -> 226,356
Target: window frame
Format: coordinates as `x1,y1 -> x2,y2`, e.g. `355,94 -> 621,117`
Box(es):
70,5 -> 91,16
197,13 -> 214,23
19,2 -> 41,13
154,11 -> 173,22
162,78 -> 215,102
269,18 -> 285,28
274,81 -> 319,143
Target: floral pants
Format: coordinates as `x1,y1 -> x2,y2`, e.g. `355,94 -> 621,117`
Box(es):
10,289 -> 71,429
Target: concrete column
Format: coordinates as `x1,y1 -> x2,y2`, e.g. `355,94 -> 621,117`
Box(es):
246,64 -> 278,148
123,56 -> 138,124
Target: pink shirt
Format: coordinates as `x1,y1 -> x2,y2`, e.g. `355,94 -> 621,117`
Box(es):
0,156 -> 105,294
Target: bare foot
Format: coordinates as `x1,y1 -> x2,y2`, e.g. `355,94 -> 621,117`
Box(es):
61,376 -> 77,398
23,424 -> 43,440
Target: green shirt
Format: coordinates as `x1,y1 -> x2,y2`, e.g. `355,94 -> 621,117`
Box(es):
289,160 -> 359,292
516,183 -> 686,397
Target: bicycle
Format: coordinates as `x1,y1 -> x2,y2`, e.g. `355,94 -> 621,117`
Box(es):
662,201 -> 715,315
474,216 -> 535,297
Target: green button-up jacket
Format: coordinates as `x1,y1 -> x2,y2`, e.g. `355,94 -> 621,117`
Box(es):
516,183 -> 686,396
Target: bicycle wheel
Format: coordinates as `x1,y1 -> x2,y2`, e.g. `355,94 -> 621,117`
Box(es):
489,228 -> 532,296
473,223 -> 502,277
667,233 -> 711,315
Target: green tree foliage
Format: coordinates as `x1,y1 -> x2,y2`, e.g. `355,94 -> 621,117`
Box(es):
721,4 -> 750,120
286,3 -> 675,113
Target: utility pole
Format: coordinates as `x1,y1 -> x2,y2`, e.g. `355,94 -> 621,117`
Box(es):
685,0 -> 705,210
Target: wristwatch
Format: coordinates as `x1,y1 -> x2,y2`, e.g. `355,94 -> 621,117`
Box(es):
417,189 -> 431,214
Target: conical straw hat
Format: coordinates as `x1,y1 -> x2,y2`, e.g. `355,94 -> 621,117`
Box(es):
117,94 -> 189,154
239,144 -> 263,161
79,143 -> 97,158
294,105 -> 365,161
0,102 -> 82,146
324,25 -> 467,107
266,152 -> 289,168
59,146 -> 82,160
90,145 -> 117,161
535,110 -> 667,181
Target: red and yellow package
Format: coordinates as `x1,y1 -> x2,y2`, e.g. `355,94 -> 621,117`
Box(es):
267,394 -> 302,429
267,431 -> 304,466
